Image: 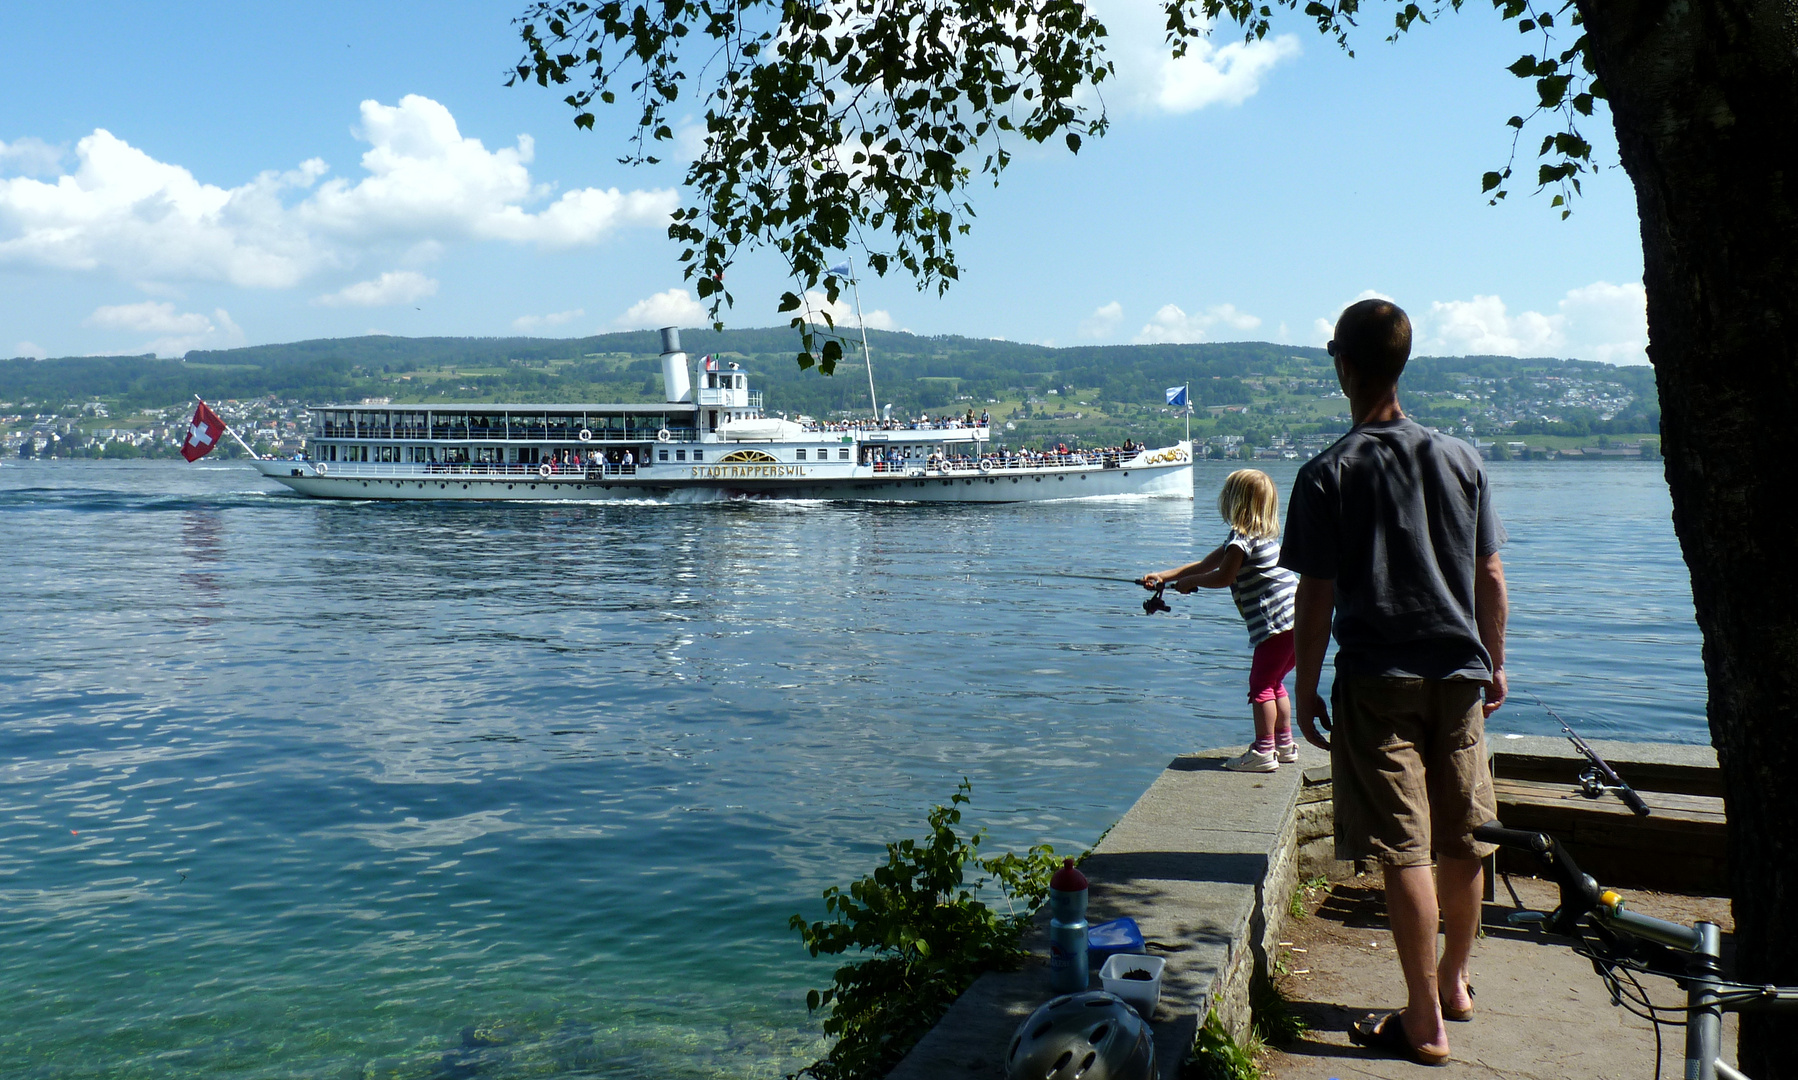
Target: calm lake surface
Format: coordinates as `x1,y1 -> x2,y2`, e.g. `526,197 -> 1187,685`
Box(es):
0,459 -> 1702,1079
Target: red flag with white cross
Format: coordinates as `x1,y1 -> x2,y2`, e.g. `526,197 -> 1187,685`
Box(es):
182,400 -> 228,462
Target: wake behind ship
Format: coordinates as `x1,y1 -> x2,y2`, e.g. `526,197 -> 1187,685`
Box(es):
251,328 -> 1194,503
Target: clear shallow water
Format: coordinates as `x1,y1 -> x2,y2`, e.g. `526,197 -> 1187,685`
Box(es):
0,459 -> 1701,1079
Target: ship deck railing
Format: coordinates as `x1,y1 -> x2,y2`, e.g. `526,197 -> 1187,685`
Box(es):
868,450 -> 1142,474
312,425 -> 699,443
803,421 -> 989,434
300,461 -> 649,479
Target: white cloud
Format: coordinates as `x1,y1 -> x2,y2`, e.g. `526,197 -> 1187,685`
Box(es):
315,270 -> 438,308
1313,289 -> 1396,344
14,341 -> 46,359
0,96 -> 679,290
799,289 -> 896,331
0,137 -> 65,176
1155,36 -> 1303,112
673,118 -> 710,162
1556,281 -> 1649,364
1088,0 -> 1301,114
614,288 -> 709,330
303,97 -> 677,247
1418,281 -> 1647,364
1133,302 -> 1261,344
513,308 -> 586,332
85,301 -> 245,357
1079,300 -> 1123,339
88,300 -> 213,335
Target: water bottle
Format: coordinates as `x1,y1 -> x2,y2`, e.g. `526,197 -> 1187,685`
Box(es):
1047,857 -> 1089,993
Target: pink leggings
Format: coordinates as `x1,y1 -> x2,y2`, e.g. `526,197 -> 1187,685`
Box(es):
1248,630 -> 1296,704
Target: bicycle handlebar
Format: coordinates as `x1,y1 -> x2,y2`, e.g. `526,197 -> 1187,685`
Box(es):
1474,820 -> 1605,935
1472,822 -> 1549,851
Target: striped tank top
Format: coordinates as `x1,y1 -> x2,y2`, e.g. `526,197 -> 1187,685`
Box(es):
1225,529 -> 1298,645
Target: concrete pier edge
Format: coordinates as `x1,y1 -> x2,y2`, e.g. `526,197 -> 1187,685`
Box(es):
885,734 -> 1718,1079
888,745 -> 1322,1080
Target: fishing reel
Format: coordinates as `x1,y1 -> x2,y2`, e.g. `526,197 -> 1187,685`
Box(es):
1577,767 -> 1629,801
1141,581 -> 1171,616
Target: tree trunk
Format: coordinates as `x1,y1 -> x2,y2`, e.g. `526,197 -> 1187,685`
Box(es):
1578,0 -> 1798,1071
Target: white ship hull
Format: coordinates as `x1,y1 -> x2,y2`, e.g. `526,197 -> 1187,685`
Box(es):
261,329 -> 1193,505
251,447 -> 1194,503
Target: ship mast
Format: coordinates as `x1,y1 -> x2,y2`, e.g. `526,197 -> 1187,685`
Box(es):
838,258 -> 878,419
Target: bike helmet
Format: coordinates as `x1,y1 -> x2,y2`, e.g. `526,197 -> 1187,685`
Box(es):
1004,990 -> 1156,1080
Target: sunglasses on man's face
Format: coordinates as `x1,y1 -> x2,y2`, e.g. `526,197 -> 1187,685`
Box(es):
1326,341 -> 1337,357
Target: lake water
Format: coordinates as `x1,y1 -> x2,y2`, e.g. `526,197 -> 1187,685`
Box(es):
0,459 -> 1703,1079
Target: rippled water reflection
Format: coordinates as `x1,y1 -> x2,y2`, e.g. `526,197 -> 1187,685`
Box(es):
0,458 -> 1701,1078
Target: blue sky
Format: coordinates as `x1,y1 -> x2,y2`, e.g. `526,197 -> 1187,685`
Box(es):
0,0 -> 1648,364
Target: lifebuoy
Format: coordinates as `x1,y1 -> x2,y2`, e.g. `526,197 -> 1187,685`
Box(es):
538,464 -> 552,479
978,460 -> 992,473
657,428 -> 672,442
578,428 -> 592,442
315,462 -> 327,475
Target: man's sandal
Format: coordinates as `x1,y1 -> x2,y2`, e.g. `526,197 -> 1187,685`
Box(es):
1349,1011 -> 1451,1067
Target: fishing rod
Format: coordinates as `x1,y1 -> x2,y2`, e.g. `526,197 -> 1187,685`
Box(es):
956,570 -> 1173,615
1529,692 -> 1652,817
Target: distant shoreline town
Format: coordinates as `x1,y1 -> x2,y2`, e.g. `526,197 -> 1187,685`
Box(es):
2,330 -> 1660,465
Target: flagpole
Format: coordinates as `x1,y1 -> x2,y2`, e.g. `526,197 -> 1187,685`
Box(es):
1185,382 -> 1191,445
194,395 -> 261,459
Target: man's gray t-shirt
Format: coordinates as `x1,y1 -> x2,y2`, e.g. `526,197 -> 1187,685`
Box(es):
1279,418 -> 1505,681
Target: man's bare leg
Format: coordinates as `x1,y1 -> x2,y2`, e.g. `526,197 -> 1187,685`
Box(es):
1383,863 -> 1450,1055
1436,855 -> 1483,1016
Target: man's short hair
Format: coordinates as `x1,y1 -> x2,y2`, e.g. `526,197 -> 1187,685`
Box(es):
1331,300 -> 1412,386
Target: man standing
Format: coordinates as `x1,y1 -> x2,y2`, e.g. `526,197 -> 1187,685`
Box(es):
1280,299 -> 1509,1066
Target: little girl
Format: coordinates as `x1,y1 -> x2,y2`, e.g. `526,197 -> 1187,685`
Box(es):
1142,469 -> 1300,772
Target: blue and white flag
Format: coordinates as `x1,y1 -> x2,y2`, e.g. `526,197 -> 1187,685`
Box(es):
827,261 -> 852,277
1166,385 -> 1189,407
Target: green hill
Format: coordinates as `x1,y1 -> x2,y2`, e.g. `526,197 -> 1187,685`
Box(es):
2,328 -> 1660,452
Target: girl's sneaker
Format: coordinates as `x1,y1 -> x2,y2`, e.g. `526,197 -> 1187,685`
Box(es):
1224,748 -> 1279,773
1275,742 -> 1299,764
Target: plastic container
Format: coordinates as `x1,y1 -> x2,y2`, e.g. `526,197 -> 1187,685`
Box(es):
1046,858 -> 1089,993
1098,953 -> 1165,1018
1086,916 -> 1145,966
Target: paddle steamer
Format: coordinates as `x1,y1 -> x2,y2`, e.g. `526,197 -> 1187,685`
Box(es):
251,329 -> 1193,502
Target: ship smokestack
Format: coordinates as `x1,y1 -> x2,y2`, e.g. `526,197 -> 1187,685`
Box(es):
659,326 -> 691,403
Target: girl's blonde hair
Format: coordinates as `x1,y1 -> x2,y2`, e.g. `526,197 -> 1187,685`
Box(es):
1217,469 -> 1281,539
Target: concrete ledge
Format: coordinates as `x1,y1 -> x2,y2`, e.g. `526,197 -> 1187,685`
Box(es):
1490,733 -> 1720,796
887,746 -> 1317,1080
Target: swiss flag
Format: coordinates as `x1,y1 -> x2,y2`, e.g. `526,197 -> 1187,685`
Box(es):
182,400 -> 228,462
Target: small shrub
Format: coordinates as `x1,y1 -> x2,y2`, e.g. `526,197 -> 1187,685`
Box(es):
1251,977 -> 1308,1047
1184,1008 -> 1261,1080
786,780 -> 1060,1080
1288,874 -> 1329,919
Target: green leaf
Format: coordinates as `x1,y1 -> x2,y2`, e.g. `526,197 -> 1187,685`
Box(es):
1481,171 -> 1504,192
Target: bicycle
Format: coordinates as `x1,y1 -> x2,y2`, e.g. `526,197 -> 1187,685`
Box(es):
1474,821 -> 1798,1080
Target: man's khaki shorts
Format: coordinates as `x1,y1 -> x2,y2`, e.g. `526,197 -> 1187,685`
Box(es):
1331,675 -> 1498,868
